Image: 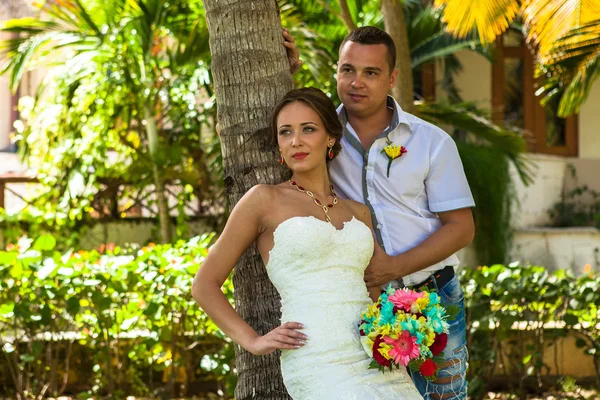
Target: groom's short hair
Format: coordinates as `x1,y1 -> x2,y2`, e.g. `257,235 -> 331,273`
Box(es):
340,26 -> 397,73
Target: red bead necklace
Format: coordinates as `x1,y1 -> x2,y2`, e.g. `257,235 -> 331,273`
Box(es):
290,180 -> 338,223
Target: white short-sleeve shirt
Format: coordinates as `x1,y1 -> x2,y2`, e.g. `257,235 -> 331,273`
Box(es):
329,96 -> 475,287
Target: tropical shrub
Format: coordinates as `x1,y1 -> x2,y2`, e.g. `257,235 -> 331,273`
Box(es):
462,263 -> 600,399
0,233 -> 236,399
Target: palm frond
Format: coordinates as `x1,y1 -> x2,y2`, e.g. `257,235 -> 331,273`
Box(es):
409,6 -> 491,68
536,19 -> 600,117
415,101 -> 534,185
0,33 -> 54,91
280,3 -> 337,90
71,0 -> 102,37
523,0 -> 600,58
411,31 -> 491,67
433,0 -> 520,44
0,18 -> 59,34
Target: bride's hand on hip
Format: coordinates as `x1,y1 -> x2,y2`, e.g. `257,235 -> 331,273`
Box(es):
249,322 -> 308,355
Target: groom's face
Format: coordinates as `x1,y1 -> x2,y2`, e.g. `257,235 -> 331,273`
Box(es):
337,41 -> 397,119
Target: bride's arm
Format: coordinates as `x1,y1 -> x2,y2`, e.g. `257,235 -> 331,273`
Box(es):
192,185 -> 307,355
350,202 -> 383,302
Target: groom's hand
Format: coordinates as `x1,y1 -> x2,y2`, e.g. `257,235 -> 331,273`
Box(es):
364,245 -> 398,287
283,28 -> 303,75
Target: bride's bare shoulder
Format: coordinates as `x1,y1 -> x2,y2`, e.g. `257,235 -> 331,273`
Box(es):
240,183 -> 287,208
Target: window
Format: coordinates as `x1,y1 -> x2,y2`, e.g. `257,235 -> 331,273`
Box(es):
414,63 -> 436,102
492,31 -> 578,156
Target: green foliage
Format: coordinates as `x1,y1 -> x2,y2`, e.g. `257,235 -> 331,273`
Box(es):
457,143 -> 514,265
462,263 -> 600,399
0,207 -> 84,249
536,19 -> 600,118
0,0 -> 224,243
1,235 -> 599,398
0,233 -> 236,398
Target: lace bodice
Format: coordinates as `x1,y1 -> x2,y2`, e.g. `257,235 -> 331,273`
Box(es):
265,216 -> 422,399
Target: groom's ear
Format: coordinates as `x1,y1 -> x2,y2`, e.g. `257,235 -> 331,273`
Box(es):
389,68 -> 399,89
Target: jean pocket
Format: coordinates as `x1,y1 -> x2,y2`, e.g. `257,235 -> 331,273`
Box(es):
438,275 -> 464,304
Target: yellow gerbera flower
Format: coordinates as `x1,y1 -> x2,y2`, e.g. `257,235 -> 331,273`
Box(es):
381,142 -> 407,177
383,144 -> 405,159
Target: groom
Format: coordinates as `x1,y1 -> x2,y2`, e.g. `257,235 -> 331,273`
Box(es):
285,26 -> 475,399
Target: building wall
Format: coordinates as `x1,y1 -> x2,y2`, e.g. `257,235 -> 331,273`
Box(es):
511,227 -> 600,273
511,154 -> 568,228
440,50 -> 492,107
579,79 -> 600,159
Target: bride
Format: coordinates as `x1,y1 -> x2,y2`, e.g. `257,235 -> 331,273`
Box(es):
192,88 -> 422,399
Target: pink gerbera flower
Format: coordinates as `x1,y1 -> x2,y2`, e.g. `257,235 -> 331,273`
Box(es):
388,289 -> 423,312
383,331 -> 421,366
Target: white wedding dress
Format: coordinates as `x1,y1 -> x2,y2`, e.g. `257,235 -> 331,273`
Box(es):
266,216 -> 422,399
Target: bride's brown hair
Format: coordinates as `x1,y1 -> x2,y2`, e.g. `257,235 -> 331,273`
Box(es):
270,88 -> 343,162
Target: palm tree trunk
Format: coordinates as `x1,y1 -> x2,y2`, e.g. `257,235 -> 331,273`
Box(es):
338,0 -> 357,32
203,0 -> 293,398
382,0 -> 414,112
144,106 -> 172,243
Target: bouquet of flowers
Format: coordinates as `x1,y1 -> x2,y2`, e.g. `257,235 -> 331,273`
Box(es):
359,286 -> 456,380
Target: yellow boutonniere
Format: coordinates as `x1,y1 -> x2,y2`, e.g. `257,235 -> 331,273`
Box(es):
381,140 -> 407,177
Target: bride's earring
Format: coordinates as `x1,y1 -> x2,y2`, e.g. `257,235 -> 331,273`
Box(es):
279,150 -> 285,165
328,142 -> 334,160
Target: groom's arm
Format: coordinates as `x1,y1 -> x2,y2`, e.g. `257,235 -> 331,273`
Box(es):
364,208 -> 474,287
365,135 -> 475,287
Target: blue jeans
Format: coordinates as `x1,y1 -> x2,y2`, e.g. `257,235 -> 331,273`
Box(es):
409,274 -> 468,399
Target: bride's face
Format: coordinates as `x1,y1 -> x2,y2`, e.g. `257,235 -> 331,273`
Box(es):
276,101 -> 334,173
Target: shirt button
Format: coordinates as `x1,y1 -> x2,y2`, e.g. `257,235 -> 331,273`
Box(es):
377,224 -> 382,229
367,196 -> 371,201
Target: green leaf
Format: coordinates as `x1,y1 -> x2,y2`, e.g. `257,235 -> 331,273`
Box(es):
9,262 -> 24,279
565,314 -> 580,327
67,297 -> 80,314
0,302 -> 15,317
159,327 -> 172,342
0,252 -> 17,266
33,235 -> 56,251
31,342 -> 43,358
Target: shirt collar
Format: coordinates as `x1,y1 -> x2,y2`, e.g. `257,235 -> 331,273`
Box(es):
337,96 -> 412,156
